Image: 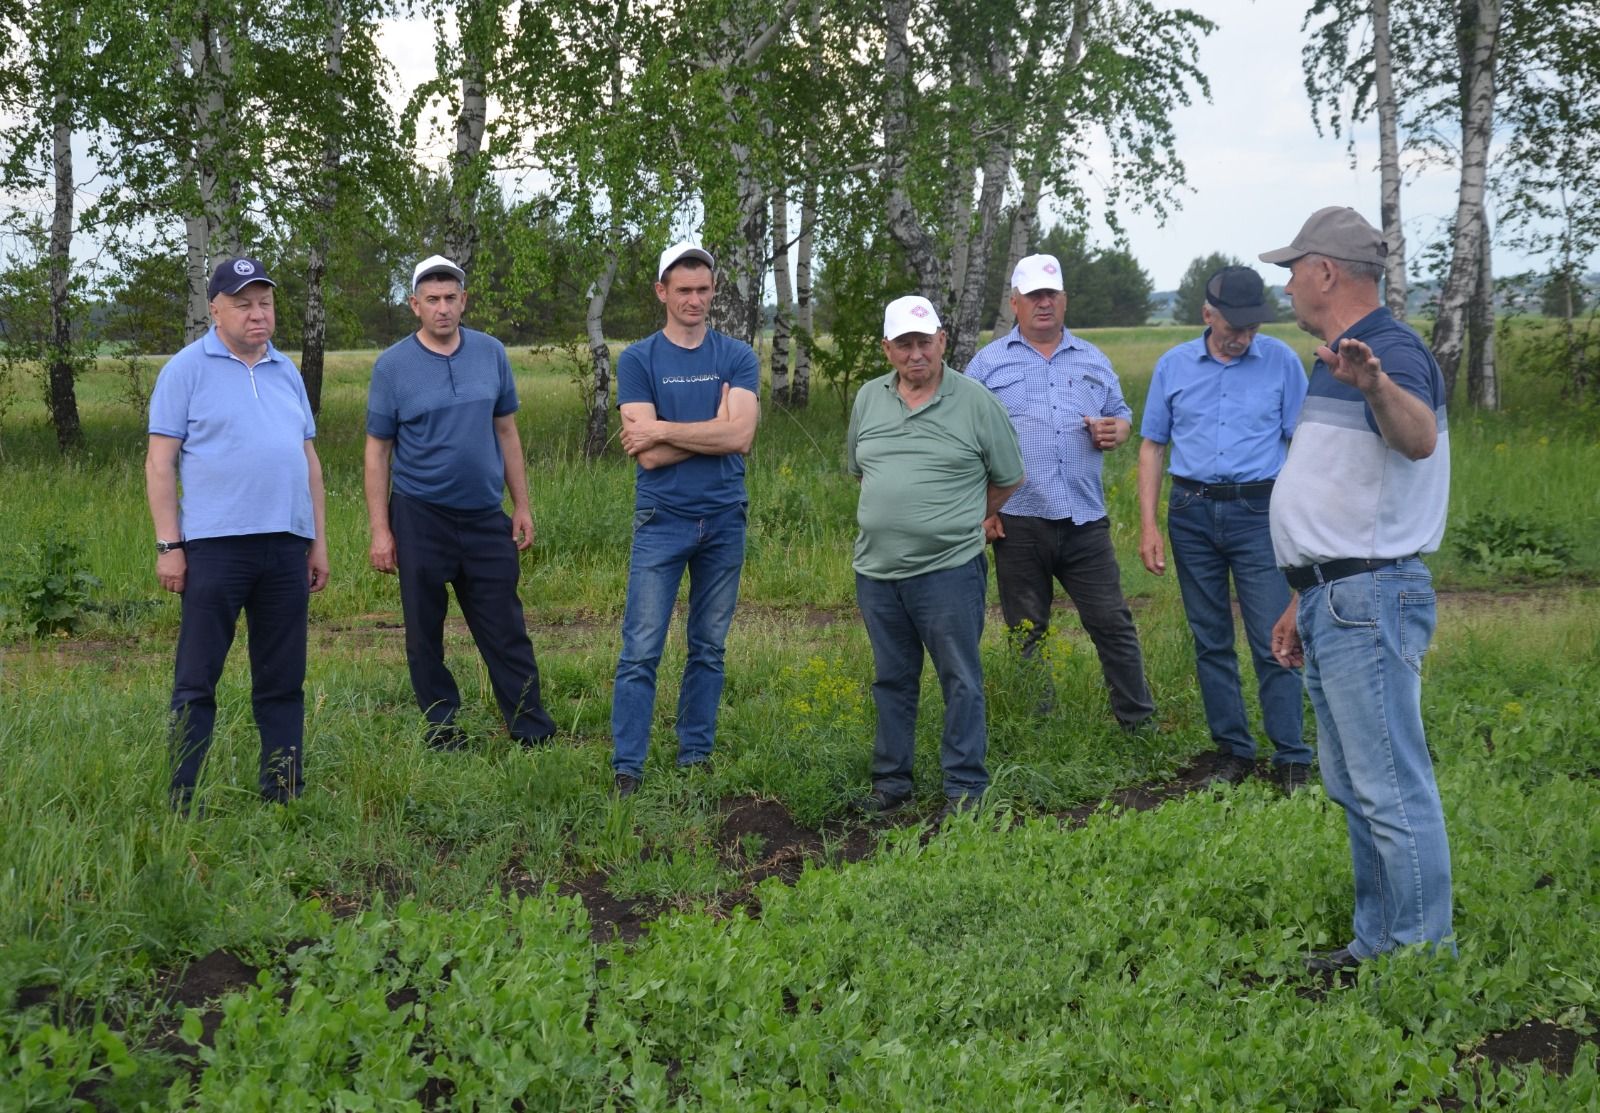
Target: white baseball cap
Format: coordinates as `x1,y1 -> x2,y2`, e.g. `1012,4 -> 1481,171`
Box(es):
658,242 -> 715,280
1011,253 -> 1064,294
412,255 -> 466,291
882,295 -> 942,338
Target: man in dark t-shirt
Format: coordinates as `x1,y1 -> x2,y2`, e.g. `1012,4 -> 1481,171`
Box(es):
610,244 -> 760,796
365,254 -> 556,750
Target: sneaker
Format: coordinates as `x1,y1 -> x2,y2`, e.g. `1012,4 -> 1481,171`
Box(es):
614,773 -> 641,798
856,786 -> 912,817
425,723 -> 468,752
1305,946 -> 1364,975
935,793 -> 982,824
1206,753 -> 1255,786
1276,762 -> 1313,795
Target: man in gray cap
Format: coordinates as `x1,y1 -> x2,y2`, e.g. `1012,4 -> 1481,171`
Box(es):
365,254 -> 557,752
1261,206 -> 1454,973
849,296 -> 1023,819
1137,266 -> 1311,791
965,253 -> 1156,730
147,256 -> 329,810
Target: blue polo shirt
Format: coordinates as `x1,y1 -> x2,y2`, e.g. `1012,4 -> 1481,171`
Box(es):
366,328 -> 519,512
1270,308 -> 1450,566
964,325 -> 1132,523
148,329 -> 317,541
1140,331 -> 1308,484
617,329 -> 760,516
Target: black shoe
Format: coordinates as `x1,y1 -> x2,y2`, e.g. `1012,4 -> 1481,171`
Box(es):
1305,946 -> 1364,975
677,755 -> 713,773
426,723 -> 468,752
614,773 -> 641,798
935,793 -> 982,824
1276,762 -> 1313,795
517,733 -> 556,750
1206,753 -> 1256,786
856,786 -> 912,817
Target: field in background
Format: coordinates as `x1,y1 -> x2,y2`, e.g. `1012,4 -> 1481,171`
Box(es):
1,327 -> 1596,1107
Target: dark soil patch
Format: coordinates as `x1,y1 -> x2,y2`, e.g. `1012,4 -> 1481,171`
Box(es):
716,796 -> 825,883
1059,750 -> 1259,824
559,874 -> 654,944
159,948 -> 261,1010
13,983 -> 56,1010
1473,1015 -> 1597,1076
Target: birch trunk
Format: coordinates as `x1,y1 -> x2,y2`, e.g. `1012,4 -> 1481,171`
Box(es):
1430,0 -> 1499,403
1466,210 -> 1498,408
583,246 -> 619,459
994,166 -> 1042,334
299,8 -> 346,418
770,188 -> 794,404
708,151 -> 767,345
175,18 -> 234,343
47,104 -> 81,450
447,7 -> 488,278
883,0 -> 952,314
1372,0 -> 1408,319
792,172 -> 814,408
950,44 -> 1016,371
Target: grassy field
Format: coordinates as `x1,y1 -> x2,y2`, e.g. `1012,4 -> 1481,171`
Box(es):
1,326 -> 1597,1108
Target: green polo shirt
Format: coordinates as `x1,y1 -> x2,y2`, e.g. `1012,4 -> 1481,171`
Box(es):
847,364 -> 1024,580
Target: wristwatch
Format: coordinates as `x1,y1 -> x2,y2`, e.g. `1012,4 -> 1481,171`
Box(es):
155,539 -> 186,554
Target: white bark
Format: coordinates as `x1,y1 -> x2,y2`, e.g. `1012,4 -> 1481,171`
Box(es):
1431,0 -> 1500,402
995,166 -> 1043,333
771,188 -> 793,403
173,16 -> 236,343
48,96 -> 80,448
793,172 -> 815,408
1372,0 -> 1408,319
584,246 -> 619,459
301,7 -> 347,417
882,0 -> 951,314
447,5 -> 489,278
1467,209 -> 1498,408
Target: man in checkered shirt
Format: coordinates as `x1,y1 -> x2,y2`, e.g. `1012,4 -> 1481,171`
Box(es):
964,253 -> 1156,731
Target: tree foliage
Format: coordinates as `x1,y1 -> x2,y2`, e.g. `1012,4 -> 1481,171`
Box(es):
1036,225 -> 1154,328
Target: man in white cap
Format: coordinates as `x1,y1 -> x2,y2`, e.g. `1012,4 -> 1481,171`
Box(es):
609,243 -> 760,797
1261,207 -> 1453,974
847,295 -> 1023,819
146,256 -> 329,810
364,254 -> 557,751
1137,265 -> 1312,792
965,253 -> 1155,730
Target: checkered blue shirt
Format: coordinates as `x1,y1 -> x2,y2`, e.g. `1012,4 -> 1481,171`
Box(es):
964,325 -> 1131,523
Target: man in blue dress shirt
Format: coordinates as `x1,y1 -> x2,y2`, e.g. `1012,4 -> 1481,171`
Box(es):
1137,266 -> 1311,791
965,253 -> 1155,730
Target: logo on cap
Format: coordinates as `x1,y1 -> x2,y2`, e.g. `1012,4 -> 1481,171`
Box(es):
233,260 -> 255,276
911,306 -> 929,317
1044,264 -> 1058,274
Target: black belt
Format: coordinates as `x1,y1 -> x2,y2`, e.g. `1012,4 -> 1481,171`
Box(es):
1171,476 -> 1275,500
1282,556 -> 1416,591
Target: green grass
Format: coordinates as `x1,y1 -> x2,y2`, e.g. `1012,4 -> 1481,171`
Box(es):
1,336 -> 1597,1108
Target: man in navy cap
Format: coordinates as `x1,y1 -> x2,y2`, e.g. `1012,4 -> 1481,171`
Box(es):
364,254 -> 557,752
1137,265 -> 1311,792
146,256 -> 329,810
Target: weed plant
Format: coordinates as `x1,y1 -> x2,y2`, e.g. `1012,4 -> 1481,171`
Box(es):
1,338 -> 1597,1107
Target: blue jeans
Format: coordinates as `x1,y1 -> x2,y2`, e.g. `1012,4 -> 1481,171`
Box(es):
170,533 -> 309,802
1168,488 -> 1308,764
1297,559 -> 1453,957
611,503 -> 747,778
855,554 -> 989,800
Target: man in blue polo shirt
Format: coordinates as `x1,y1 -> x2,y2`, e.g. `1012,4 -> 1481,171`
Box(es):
965,253 -> 1155,730
1137,266 -> 1311,792
1262,207 -> 1453,974
365,255 -> 556,750
146,257 -> 329,810
609,243 -> 760,797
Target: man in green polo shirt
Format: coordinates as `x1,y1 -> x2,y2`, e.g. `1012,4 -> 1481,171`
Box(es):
847,295 -> 1024,821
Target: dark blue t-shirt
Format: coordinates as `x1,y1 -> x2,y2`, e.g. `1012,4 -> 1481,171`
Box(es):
617,329 -> 760,516
366,328 -> 518,511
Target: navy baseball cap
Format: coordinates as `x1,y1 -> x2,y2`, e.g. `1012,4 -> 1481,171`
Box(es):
207,257 -> 276,299
1205,266 -> 1275,327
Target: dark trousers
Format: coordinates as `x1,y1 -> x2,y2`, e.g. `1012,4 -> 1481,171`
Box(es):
170,532 -> 310,802
390,491 -> 555,742
992,513 -> 1155,727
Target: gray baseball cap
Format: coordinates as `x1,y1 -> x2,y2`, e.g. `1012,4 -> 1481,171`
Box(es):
1260,206 -> 1386,267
